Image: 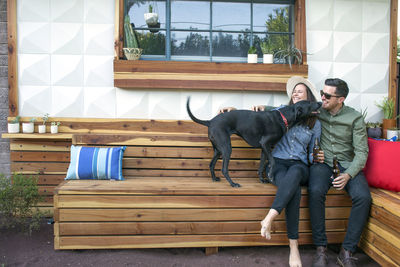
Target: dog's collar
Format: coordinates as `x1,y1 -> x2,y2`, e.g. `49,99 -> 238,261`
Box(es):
277,110 -> 289,132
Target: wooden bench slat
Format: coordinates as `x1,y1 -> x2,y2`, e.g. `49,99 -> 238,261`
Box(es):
359,237 -> 398,267
123,146 -> 261,159
123,169 -> 259,178
56,220 -> 348,236
56,194 -> 351,209
11,151 -> 70,162
10,140 -> 71,151
55,232 -> 346,250
57,207 -> 351,222
123,158 -> 259,170
370,188 -> 400,218
54,178 -> 349,196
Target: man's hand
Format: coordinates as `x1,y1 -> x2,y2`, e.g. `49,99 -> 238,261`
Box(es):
252,105 -> 266,112
332,173 -> 351,190
218,107 -> 236,114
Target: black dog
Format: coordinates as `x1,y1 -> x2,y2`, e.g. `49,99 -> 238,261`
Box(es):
186,97 -> 321,187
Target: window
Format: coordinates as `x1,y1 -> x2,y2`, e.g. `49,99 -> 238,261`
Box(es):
125,0 -> 295,62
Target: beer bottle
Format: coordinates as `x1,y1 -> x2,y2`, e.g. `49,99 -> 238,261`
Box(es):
312,138 -> 320,163
332,156 -> 340,178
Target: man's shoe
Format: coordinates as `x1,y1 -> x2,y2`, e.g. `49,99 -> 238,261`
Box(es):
336,247 -> 358,267
312,246 -> 328,267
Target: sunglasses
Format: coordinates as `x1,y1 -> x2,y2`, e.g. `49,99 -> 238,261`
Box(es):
320,90 -> 342,100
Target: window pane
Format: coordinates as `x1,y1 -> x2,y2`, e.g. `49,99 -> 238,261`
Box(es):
127,0 -> 166,28
137,31 -> 166,56
171,31 -> 210,58
253,33 -> 290,56
171,1 -> 210,30
253,4 -> 290,33
212,32 -> 249,58
212,2 -> 250,32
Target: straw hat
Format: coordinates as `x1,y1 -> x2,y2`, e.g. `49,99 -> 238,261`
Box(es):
286,76 -> 321,101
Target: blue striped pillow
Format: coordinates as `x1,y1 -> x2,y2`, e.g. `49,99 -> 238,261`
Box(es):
65,145 -> 126,180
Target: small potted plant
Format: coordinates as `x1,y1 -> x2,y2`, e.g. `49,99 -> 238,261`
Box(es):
247,46 -> 258,63
51,122 -> 61,134
123,15 -> 143,60
260,41 -> 273,64
386,127 -> 399,140
375,96 -> 399,138
274,45 -> 305,69
144,4 -> 160,32
22,118 -> 36,133
38,113 -> 49,134
7,116 -> 21,133
366,122 -> 382,139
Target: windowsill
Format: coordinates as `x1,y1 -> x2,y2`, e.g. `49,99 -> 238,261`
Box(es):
1,133 -> 73,140
113,60 -> 308,91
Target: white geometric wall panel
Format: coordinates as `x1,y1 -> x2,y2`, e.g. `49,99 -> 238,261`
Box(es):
17,0 -> 391,121
307,0 -> 390,123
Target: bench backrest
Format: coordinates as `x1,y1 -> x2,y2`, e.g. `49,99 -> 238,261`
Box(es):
72,133 -> 262,179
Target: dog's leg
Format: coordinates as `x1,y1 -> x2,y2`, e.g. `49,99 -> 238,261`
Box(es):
210,144 -> 221,182
221,149 -> 241,187
260,137 -> 275,183
258,151 -> 268,184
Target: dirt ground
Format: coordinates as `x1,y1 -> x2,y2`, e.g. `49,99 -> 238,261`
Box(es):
0,222 -> 379,267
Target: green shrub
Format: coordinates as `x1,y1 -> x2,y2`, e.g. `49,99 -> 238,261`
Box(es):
0,173 -> 47,235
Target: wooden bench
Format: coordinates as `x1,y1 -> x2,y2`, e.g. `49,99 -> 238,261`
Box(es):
360,188 -> 400,266
53,132 -> 352,252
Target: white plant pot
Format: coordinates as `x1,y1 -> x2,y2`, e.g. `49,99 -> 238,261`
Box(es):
144,13 -> 158,26
22,122 -> 34,133
8,123 -> 20,133
38,125 -> 46,134
247,54 -> 258,63
386,129 -> 399,140
51,125 -> 59,134
263,54 -> 274,64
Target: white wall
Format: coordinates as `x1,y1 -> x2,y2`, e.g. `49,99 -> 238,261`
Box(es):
17,0 -> 390,122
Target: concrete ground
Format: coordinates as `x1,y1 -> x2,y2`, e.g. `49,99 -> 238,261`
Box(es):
0,222 -> 379,267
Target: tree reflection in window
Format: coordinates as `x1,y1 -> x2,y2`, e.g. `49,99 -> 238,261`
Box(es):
125,0 -> 294,62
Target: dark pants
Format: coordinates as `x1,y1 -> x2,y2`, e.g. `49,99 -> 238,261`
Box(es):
271,158 -> 309,240
308,163 -> 371,252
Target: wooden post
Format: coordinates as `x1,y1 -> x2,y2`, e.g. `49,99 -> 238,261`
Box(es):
205,247 -> 218,256
7,0 -> 18,116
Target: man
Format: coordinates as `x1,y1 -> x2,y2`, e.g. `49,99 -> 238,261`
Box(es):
310,78 -> 371,267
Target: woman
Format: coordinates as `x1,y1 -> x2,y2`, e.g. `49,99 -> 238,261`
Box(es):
220,76 -> 321,267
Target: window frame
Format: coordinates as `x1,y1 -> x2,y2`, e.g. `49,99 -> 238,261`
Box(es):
114,0 -> 308,91
126,0 -> 296,62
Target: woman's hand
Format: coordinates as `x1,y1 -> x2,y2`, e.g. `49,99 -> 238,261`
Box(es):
218,107 -> 236,114
314,150 -> 325,163
252,105 -> 266,112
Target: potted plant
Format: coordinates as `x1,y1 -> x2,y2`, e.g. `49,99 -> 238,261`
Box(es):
38,113 -> 49,134
247,46 -> 258,63
123,15 -> 143,60
22,118 -> 36,133
7,116 -> 20,133
375,96 -> 399,138
386,127 -> 399,140
144,4 -> 160,32
260,41 -> 273,64
274,45 -> 305,69
51,122 -> 61,134
366,122 -> 382,139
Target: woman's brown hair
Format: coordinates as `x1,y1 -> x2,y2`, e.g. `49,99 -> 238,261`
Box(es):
288,83 -> 318,129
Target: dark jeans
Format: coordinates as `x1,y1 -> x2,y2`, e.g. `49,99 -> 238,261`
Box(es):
308,163 -> 371,252
271,158 -> 309,240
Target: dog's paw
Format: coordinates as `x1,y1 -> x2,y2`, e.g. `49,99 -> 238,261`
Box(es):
260,178 -> 269,184
231,183 -> 241,188
212,177 -> 221,182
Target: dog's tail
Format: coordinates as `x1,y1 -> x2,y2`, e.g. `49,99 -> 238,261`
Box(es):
186,97 -> 210,127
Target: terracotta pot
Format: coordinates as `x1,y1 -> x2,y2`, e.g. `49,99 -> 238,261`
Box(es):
382,119 -> 396,138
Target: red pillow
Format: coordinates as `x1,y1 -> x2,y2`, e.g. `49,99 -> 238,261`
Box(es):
364,138 -> 400,192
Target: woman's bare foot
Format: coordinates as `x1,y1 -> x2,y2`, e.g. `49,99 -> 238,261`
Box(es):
260,209 -> 278,240
289,239 -> 302,267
